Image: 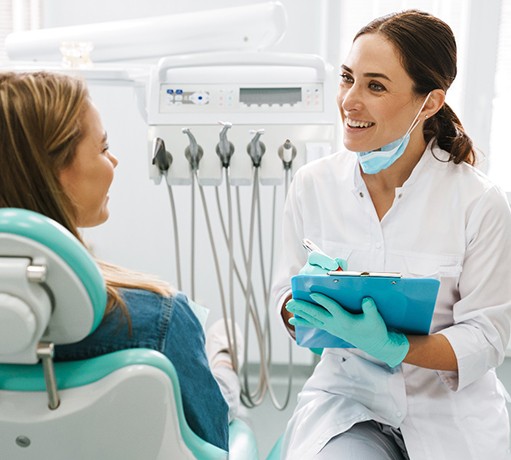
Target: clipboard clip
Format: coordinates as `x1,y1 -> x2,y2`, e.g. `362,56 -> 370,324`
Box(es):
327,270 -> 402,278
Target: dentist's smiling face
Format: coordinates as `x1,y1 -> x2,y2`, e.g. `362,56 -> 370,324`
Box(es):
337,33 -> 425,153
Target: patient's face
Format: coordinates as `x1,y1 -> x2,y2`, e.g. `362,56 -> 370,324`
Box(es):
59,102 -> 118,227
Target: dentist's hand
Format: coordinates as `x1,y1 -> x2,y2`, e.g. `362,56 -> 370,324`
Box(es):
286,294 -> 409,367
299,251 -> 347,275
281,251 -> 347,344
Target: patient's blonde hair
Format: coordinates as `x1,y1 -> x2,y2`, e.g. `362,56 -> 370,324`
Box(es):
0,71 -> 172,326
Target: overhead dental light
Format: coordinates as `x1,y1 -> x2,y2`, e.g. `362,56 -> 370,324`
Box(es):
5,1 -> 287,63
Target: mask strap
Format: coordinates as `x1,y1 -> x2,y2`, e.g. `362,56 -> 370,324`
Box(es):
405,93 -> 431,136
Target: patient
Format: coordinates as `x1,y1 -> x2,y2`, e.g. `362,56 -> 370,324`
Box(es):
0,71 -> 240,451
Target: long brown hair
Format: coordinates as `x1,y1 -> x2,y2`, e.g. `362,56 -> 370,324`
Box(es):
354,10 -> 476,165
0,71 -> 172,326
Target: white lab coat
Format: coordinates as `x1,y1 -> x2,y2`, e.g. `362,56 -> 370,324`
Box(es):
272,141 -> 511,459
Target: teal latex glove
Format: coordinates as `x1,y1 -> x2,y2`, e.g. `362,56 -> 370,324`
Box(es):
286,294 -> 409,367
297,251 -> 347,357
299,251 -> 348,275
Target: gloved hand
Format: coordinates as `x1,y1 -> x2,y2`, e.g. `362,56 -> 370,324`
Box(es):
296,251 -> 347,356
286,294 -> 409,367
299,251 -> 347,275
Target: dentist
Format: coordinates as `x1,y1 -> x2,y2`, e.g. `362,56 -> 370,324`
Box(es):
272,9 -> 511,460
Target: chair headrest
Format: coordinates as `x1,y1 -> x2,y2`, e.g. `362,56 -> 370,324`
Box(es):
0,208 -> 107,363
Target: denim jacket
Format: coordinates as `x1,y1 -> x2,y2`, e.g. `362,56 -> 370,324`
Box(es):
55,288 -> 229,451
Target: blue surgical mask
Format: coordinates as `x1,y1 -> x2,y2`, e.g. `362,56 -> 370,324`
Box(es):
356,93 -> 431,174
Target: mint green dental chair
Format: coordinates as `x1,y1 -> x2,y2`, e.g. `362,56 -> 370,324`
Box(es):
0,208 -> 258,460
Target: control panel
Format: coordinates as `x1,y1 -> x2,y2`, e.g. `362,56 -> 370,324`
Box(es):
159,83 -> 323,113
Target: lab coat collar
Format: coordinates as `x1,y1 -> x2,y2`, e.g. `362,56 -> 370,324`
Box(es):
400,138 -> 448,190
352,153 -> 366,196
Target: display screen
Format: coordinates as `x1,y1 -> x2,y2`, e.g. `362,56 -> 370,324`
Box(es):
239,87 -> 302,105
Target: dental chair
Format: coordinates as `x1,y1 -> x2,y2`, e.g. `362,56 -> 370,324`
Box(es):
0,208 -> 258,460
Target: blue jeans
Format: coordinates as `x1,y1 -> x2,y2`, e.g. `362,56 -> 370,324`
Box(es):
55,289 -> 229,451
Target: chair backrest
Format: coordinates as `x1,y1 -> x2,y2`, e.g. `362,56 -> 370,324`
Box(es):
0,208 -> 106,364
0,208 -> 257,459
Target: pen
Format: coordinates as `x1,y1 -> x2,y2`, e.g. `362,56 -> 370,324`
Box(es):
302,238 -> 326,254
302,238 -> 343,271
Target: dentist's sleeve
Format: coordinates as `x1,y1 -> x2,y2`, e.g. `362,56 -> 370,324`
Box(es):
438,185 -> 511,391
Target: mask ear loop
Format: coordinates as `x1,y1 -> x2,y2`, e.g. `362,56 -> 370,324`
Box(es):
405,92 -> 432,136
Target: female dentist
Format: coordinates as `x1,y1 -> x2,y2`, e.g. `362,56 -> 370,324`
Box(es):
272,9 -> 511,460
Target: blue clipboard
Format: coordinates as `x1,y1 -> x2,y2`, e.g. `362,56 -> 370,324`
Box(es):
291,271 -> 440,348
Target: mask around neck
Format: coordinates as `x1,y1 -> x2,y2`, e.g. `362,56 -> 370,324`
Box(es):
356,93 -> 431,175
